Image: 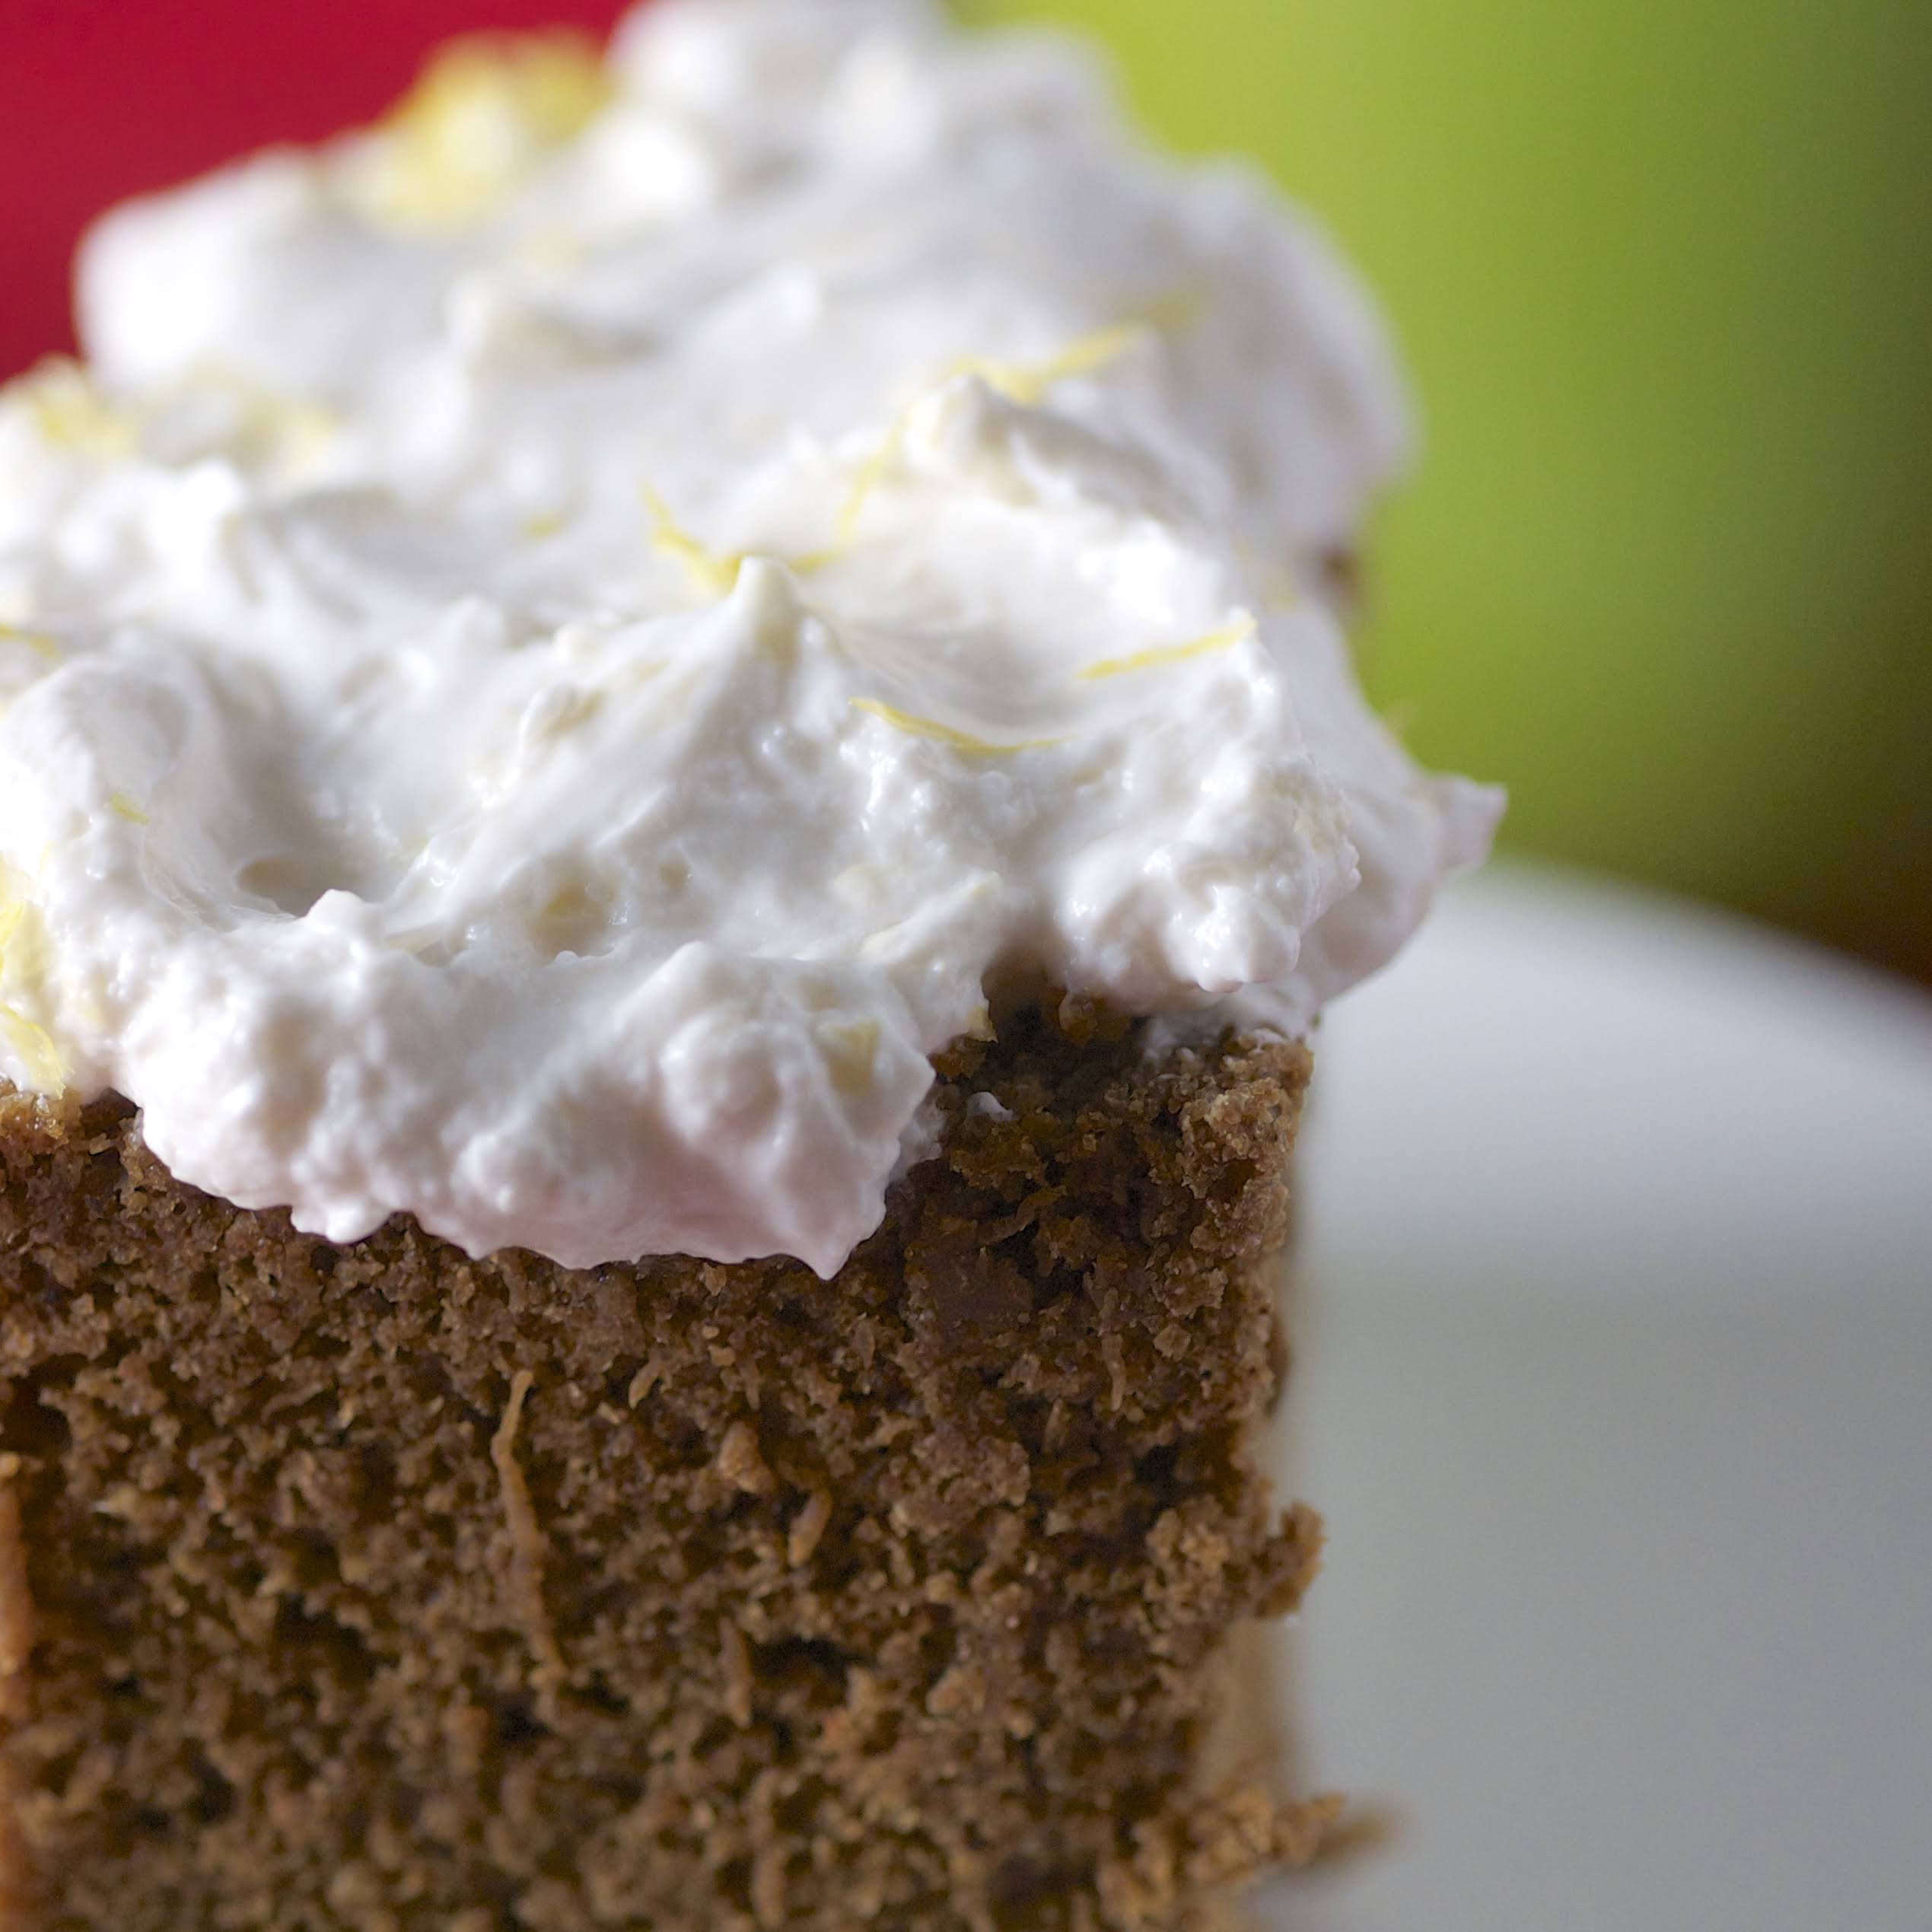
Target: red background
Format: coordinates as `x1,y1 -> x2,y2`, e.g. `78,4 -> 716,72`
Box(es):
0,0 -> 629,378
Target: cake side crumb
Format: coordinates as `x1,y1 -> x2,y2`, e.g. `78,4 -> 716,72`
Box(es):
0,1014 -> 1321,1930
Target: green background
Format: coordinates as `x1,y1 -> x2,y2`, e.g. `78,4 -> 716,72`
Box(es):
970,0 -> 1932,979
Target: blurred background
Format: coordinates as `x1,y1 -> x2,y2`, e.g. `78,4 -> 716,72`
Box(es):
3,0 -> 1927,982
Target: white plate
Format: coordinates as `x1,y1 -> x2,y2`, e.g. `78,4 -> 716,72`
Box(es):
1255,861 -> 1932,1932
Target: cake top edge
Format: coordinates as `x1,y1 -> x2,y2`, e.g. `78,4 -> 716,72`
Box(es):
0,0 -> 1500,1275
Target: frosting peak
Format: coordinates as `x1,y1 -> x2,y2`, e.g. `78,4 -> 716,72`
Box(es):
0,0 -> 1498,1273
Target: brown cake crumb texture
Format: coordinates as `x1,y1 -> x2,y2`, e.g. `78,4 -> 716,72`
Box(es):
0,1004 -> 1329,1930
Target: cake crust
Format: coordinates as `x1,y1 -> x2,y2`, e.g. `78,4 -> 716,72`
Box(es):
0,1009 -> 1324,1930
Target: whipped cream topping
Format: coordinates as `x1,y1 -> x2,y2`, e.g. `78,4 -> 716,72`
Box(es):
0,0 -> 1499,1275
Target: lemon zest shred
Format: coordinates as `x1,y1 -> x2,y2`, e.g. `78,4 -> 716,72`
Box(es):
364,31 -> 613,231
642,487 -> 747,599
1075,614 -> 1259,683
836,421 -> 915,542
850,699 -> 1058,757
195,366 -> 340,466
642,488 -> 836,597
11,359 -> 136,462
956,320 -> 1147,409
836,320 -> 1147,539
522,509 -> 568,541
107,792 -> 150,826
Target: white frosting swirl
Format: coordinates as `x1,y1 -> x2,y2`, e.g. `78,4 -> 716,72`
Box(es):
0,0 -> 1498,1275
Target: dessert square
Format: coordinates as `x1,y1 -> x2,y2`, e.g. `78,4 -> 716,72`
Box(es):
1,1016 -> 1324,1930
0,2 -> 1498,1923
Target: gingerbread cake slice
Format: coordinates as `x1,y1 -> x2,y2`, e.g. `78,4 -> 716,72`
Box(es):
1,1014 -> 1328,1931
0,2 -> 1498,1926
